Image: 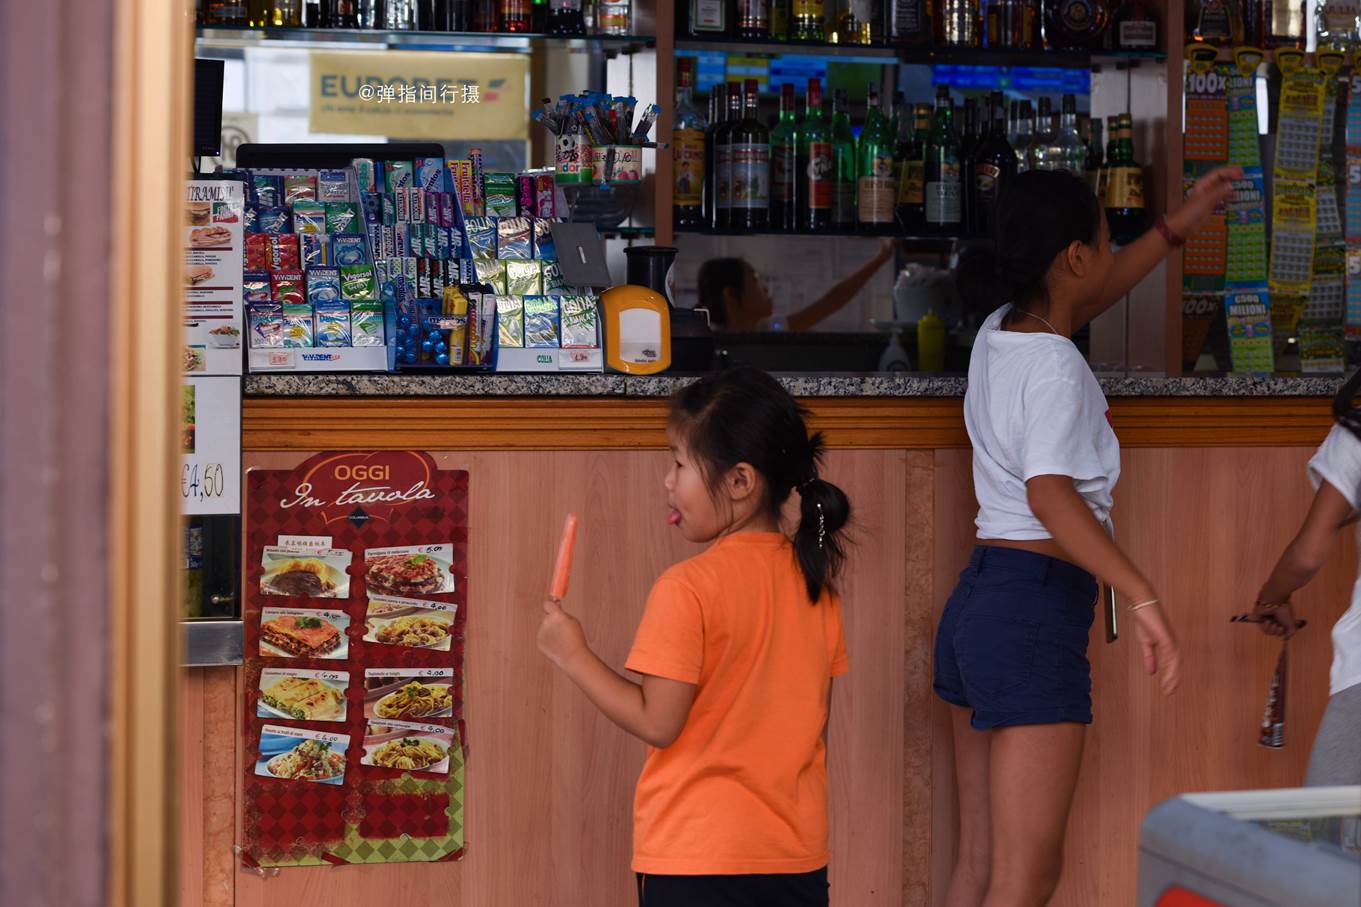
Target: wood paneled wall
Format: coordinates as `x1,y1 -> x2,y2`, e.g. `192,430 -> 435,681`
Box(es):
182,430 -> 1349,906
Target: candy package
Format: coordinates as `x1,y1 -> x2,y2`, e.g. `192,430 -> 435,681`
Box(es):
243,270 -> 272,304
341,264 -> 377,300
524,295 -> 561,348
249,302 -> 284,348
252,173 -> 283,208
410,188 -> 425,224
270,234 -> 301,269
314,301 -> 352,347
465,216 -> 498,259
560,295 -> 599,348
382,193 -> 398,226
281,303 -> 315,348
495,295 -> 524,348
485,173 -> 517,217
326,203 -> 360,235
438,191 -> 456,228
532,219 -> 556,260
425,191 -> 441,225
318,169 -> 350,202
541,260 -> 567,291
350,300 -> 385,347
360,192 -> 382,225
257,206 -> 291,234
284,173 -> 317,205
300,233 -> 330,268
533,170 -> 556,218
351,158 -> 378,193
416,157 -> 446,192
243,205 -> 259,234
245,234 -> 271,270
307,267 -> 342,305
386,160 -> 414,192
333,234 -> 369,266
474,260 -> 507,295
498,216 -> 532,260
505,259 -> 543,296
292,201 -> 327,234
271,269 -> 305,305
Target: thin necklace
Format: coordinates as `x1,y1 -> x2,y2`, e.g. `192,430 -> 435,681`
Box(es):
1020,310 -> 1061,336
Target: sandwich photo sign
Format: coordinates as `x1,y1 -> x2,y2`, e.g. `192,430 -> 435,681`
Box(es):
183,179 -> 244,376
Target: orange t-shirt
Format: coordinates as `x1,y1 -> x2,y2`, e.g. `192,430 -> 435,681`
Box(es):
625,531 -> 850,875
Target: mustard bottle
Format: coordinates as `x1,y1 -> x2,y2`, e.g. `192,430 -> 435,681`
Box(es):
917,309 -> 945,373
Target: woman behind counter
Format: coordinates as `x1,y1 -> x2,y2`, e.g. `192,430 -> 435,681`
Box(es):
697,239 -> 896,331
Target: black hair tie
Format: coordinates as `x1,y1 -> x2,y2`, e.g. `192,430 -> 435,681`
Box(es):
798,476 -> 818,492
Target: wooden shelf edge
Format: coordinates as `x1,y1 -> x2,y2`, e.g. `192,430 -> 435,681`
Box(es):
242,395 -> 1335,451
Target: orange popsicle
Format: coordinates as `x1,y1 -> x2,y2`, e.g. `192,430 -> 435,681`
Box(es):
548,513 -> 578,601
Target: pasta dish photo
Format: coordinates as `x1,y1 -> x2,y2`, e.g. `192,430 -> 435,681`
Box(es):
374,681 -> 454,720
372,614 -> 451,648
365,552 -> 449,595
369,737 -> 448,772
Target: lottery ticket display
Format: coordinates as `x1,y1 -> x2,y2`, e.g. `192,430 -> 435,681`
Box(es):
1345,52 -> 1361,339
1183,46 -> 1232,370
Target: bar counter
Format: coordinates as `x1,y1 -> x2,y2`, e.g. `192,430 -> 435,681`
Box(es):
182,374 -> 1353,907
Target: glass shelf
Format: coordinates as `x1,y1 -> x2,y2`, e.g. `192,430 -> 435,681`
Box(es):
675,36 -> 1166,68
197,26 -> 656,53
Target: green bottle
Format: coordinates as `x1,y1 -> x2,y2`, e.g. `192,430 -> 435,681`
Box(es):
770,83 -> 799,231
795,77 -> 833,231
924,85 -> 961,231
830,89 -> 858,230
857,83 -> 896,229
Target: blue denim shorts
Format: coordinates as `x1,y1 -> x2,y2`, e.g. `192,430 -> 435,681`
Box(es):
933,545 -> 1099,730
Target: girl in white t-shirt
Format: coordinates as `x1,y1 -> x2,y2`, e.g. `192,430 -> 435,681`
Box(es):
934,166 -> 1239,907
1251,370 -> 1361,786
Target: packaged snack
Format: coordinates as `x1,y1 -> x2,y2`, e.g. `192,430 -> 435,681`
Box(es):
443,315 -> 469,365
436,227 -> 451,261
532,219 -> 556,260
284,174 -> 318,205
243,205 -> 259,234
470,293 -> 497,364
402,258 -> 417,293
350,300 -> 385,347
249,302 -> 284,348
560,295 -> 599,348
252,173 -> 283,208
485,173 -> 517,217
395,187 -> 411,223
257,206 -> 291,235
270,234 -> 301,270
415,157 -> 446,192
379,225 -> 396,260
300,233 -> 330,268
243,270 -> 272,304
246,233 -> 272,270
524,296 -> 560,348
410,188 -> 425,224
333,234 -> 369,267
417,259 -> 431,299
307,267 -> 342,305
315,302 -> 352,347
465,216 -> 497,260
382,193 -> 398,226
438,191 -> 455,228
352,158 -> 378,193
496,295 -> 524,348
318,169 -> 350,202
386,160 -> 414,192
448,228 -> 465,260
360,192 -> 382,225
423,225 -> 439,259
341,265 -> 377,301
425,191 -> 441,225
282,303 -> 315,347
469,148 -> 485,215
498,216 -> 532,260
326,203 -> 360,235
534,170 -> 556,218
272,269 -> 306,305
505,259 -> 543,296
395,223 -> 411,258
541,261 -> 567,291
292,201 -> 327,235
431,261 -> 445,298
517,173 -> 535,217
474,260 -> 507,294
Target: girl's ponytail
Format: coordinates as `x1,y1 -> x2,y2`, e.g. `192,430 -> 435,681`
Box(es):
792,432 -> 851,602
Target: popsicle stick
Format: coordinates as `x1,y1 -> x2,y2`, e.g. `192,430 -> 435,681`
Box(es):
548,513 -> 579,601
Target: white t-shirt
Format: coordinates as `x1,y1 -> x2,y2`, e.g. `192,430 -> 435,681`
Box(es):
1305,424 -> 1361,696
965,305 -> 1121,540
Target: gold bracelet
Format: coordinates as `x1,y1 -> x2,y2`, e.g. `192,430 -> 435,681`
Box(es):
1128,598 -> 1160,612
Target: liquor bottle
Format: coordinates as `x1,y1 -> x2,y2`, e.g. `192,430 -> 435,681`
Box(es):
1054,93 -> 1085,177
1083,115 -> 1103,197
770,84 -> 800,230
1111,0 -> 1158,50
206,0 -> 249,24
325,0 -> 359,25
1315,0 -> 1359,49
738,0 -> 772,38
274,0 -> 305,25
501,0 -> 532,29
896,102 -> 930,231
858,85 -> 897,229
925,86 -> 962,231
1045,0 -> 1110,48
831,89 -> 859,229
730,80 -> 771,231
972,91 -> 1016,236
936,0 -> 983,46
958,98 -> 979,233
794,0 -> 827,39
1185,0 -> 1242,44
548,0 -> 587,33
715,82 -> 743,229
1104,113 -> 1144,242
674,58 -> 707,230
244,0 -> 271,26
888,0 -> 931,43
797,78 -> 833,229
474,0 -> 501,29
987,0 -> 1020,47
1027,97 -> 1056,170
1012,100 -> 1034,172
771,0 -> 792,36
832,0 -> 878,42
384,0 -> 419,27
690,0 -> 731,36
703,90 -> 724,227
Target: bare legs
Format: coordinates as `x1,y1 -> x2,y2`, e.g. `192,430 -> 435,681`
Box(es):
946,709 -> 1087,907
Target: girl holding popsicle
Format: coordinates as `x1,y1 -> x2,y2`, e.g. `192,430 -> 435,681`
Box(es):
937,166 -> 1238,907
538,367 -> 852,907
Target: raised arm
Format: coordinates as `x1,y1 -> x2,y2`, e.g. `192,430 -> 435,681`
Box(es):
1073,165 -> 1242,332
787,239 -> 896,332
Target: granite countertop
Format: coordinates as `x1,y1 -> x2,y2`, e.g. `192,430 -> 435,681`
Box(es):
244,373 -> 1346,398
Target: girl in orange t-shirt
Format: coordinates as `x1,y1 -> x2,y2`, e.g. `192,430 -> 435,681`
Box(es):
538,367 -> 852,906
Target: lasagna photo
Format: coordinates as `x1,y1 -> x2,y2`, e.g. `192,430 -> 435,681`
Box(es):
259,607 -> 350,660
363,544 -> 456,596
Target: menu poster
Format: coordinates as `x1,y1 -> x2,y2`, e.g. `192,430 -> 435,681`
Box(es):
241,451 -> 468,868
183,180 -> 244,376
180,376 -> 241,515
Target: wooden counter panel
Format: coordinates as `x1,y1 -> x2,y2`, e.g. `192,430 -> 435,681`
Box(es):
219,449 -> 908,906
242,395 -> 1333,451
927,447 -> 1354,906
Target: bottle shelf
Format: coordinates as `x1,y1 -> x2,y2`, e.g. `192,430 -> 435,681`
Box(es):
675,224 -> 977,244
197,26 -> 656,53
675,36 -> 1166,68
